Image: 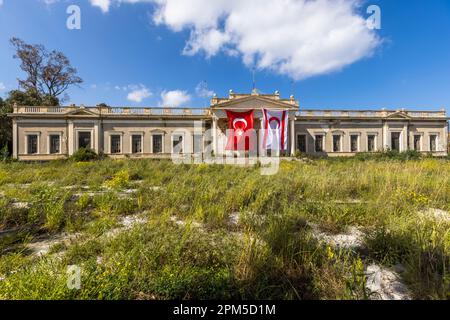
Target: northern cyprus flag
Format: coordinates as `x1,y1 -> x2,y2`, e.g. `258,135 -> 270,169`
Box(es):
262,109 -> 288,151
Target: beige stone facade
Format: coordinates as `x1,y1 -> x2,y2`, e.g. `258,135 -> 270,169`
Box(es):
9,91 -> 449,160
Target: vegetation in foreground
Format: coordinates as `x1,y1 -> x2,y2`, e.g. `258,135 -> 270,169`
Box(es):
0,157 -> 449,299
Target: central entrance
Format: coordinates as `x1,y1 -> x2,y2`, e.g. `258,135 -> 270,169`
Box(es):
210,91 -> 298,157
391,132 -> 400,151
78,132 -> 91,149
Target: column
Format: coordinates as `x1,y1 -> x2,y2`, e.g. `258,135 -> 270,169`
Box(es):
212,115 -> 218,156
290,118 -> 295,156
402,123 -> 408,152
382,120 -> 388,150
12,119 -> 18,159
443,123 -> 448,153
94,121 -> 100,153
68,120 -> 74,155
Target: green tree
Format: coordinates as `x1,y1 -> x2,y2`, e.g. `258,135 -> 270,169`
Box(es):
0,38 -> 83,155
0,97 -> 12,155
5,89 -> 59,107
10,37 -> 83,101
0,89 -> 60,154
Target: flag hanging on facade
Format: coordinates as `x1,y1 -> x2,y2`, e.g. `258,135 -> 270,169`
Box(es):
225,109 -> 255,151
262,109 -> 288,151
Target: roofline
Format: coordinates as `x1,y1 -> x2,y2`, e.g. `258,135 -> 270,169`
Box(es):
210,95 -> 299,109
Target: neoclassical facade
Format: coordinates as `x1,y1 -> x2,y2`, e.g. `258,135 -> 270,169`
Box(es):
9,91 -> 449,160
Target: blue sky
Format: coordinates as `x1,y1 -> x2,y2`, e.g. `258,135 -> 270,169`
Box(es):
0,0 -> 449,113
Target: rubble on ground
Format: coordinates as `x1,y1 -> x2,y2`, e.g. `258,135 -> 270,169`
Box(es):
229,212 -> 240,226
419,208 -> 450,222
26,233 -> 83,257
308,223 -> 365,250
365,264 -> 412,300
11,202 -> 30,210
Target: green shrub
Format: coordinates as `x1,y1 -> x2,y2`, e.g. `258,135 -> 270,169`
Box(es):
294,150 -> 305,158
70,148 -> 99,162
0,145 -> 9,162
27,186 -> 71,231
355,150 -> 423,161
104,169 -> 130,189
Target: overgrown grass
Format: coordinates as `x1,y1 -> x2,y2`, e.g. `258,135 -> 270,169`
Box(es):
0,157 -> 448,299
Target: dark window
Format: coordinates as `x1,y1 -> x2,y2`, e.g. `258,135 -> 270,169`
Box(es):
297,135 -> 306,153
193,135 -> 203,154
368,135 -> 376,152
110,135 -> 121,154
391,132 -> 400,151
49,135 -> 60,154
429,135 -> 437,152
78,132 -> 91,149
315,135 -> 324,152
414,135 -> 421,151
131,135 -> 142,153
152,135 -> 163,153
173,135 -> 183,154
333,135 -> 341,152
27,135 -> 38,154
350,135 -> 359,152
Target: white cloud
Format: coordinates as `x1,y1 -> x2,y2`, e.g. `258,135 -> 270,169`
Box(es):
90,0 -> 112,13
0,82 -> 5,91
42,0 -> 60,4
0,0 -> 4,7
127,85 -> 152,103
160,90 -> 191,107
195,82 -> 214,98
151,0 -> 381,80
90,0 -> 153,13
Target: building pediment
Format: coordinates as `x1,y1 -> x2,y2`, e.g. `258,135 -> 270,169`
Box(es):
211,95 -> 298,111
385,111 -> 411,120
67,108 -> 99,116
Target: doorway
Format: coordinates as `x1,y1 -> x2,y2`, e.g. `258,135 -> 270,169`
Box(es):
391,132 -> 400,151
78,132 -> 91,149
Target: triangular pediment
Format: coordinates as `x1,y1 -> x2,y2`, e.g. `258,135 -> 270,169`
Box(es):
211,95 -> 298,111
67,108 -> 99,116
386,111 -> 411,119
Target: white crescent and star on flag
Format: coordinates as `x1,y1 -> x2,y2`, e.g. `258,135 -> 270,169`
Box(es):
232,118 -> 248,136
262,108 -> 288,151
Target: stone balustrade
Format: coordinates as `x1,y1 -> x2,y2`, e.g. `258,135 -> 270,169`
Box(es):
295,109 -> 447,119
14,106 -> 211,116
12,105 -> 447,119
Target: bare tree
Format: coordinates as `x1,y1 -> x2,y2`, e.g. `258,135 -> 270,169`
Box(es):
10,37 -> 83,101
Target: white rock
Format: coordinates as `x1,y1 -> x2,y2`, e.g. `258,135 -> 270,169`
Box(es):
419,208 -> 450,222
169,216 -> 203,229
229,212 -> 240,226
309,224 -> 365,250
11,202 -> 30,210
26,233 -> 82,257
121,215 -> 146,228
170,216 -> 186,227
365,264 -> 412,300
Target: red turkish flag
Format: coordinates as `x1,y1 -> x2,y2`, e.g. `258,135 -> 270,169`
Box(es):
225,110 -> 255,151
